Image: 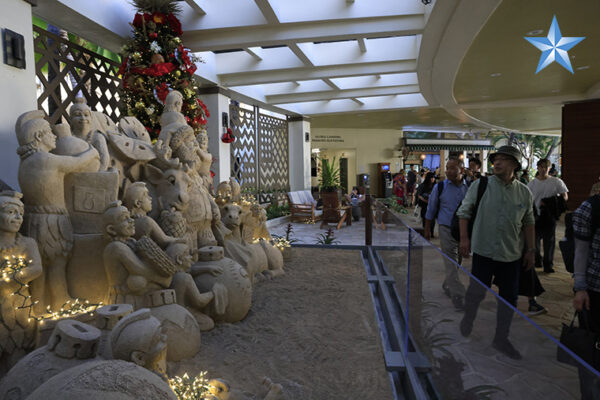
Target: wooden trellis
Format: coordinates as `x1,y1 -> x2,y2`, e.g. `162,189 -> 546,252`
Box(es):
33,25 -> 121,125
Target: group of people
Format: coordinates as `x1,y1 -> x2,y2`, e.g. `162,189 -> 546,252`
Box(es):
416,147 -> 573,360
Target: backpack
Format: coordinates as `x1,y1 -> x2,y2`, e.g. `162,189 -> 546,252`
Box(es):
560,195 -> 600,273
450,177 -> 488,242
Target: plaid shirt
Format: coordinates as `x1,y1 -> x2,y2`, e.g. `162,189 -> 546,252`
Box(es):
572,199 -> 600,291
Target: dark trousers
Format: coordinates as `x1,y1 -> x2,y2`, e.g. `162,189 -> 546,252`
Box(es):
535,218 -> 556,270
579,290 -> 600,400
463,253 -> 521,340
420,205 -> 434,236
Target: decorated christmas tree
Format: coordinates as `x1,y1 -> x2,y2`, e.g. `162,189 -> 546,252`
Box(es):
118,0 -> 209,140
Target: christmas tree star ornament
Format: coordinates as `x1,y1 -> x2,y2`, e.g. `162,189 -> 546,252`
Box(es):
524,15 -> 585,74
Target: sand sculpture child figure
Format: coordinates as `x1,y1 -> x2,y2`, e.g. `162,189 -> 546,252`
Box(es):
102,202 -> 172,305
166,242 -> 219,330
0,191 -> 44,372
159,90 -> 186,129
16,110 -> 100,311
123,182 -> 180,248
195,129 -> 213,191
69,98 -> 110,171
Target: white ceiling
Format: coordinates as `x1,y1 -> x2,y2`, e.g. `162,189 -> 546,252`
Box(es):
33,0 -> 431,117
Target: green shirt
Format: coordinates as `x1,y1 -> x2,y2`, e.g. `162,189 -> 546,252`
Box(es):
457,175 -> 534,262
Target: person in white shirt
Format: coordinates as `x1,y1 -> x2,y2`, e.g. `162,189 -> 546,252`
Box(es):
527,158 -> 568,273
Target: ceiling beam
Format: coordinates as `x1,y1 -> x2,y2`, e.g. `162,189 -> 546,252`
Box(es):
322,78 -> 340,91
281,93 -> 428,115
357,38 -> 367,52
220,60 -> 417,86
184,0 -> 207,15
254,0 -> 280,24
266,84 -> 420,104
185,15 -> 424,51
288,43 -> 314,67
244,47 -> 263,61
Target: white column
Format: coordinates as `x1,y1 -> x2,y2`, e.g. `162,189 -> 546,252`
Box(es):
462,150 -> 468,163
482,149 -> 489,174
288,117 -> 311,191
198,89 -> 231,186
0,0 -> 37,190
439,149 -> 448,177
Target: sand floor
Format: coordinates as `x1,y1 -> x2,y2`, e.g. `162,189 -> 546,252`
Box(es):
171,248 -> 393,400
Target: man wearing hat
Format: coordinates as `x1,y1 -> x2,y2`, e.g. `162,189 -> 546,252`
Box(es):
456,145 -> 535,360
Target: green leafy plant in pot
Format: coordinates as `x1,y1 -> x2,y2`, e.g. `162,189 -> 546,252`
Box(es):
319,157 -> 341,219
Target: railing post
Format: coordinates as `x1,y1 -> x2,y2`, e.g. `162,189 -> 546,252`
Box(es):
365,194 -> 372,246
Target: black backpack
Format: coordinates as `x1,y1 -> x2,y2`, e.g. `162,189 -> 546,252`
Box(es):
450,177 -> 488,242
560,195 -> 600,273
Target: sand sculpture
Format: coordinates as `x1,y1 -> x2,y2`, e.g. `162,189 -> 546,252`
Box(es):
0,191 -> 43,373
2,95 -> 288,396
16,110 -> 100,311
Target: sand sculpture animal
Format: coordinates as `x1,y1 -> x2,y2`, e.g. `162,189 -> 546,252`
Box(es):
220,203 -> 268,283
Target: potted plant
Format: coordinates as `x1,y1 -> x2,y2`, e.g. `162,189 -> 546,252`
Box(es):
319,157 -> 341,220
273,223 -> 298,261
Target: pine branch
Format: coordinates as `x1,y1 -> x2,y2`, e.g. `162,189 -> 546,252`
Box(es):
131,0 -> 183,14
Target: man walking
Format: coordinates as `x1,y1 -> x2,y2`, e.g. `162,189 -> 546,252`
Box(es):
465,157 -> 482,186
527,158 -> 568,273
457,146 -> 535,360
572,195 -> 600,399
424,158 -> 469,310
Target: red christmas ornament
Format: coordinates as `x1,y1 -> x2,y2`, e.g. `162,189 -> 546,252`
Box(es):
149,32 -> 158,39
221,128 -> 235,144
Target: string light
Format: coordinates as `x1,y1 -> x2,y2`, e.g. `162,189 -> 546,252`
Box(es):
0,256 -> 102,324
168,372 -> 212,400
272,237 -> 291,251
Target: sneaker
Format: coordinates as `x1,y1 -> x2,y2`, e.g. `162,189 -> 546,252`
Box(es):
528,300 -> 547,316
451,295 -> 464,311
492,338 -> 522,360
460,316 -> 473,337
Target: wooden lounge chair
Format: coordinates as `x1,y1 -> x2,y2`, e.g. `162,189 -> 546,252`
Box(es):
287,190 -> 322,222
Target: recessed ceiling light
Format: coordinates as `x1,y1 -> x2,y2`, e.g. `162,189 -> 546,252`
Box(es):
525,29 -> 544,36
490,73 -> 502,77
576,65 -> 590,70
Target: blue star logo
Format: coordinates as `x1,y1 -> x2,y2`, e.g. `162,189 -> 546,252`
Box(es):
524,15 -> 585,74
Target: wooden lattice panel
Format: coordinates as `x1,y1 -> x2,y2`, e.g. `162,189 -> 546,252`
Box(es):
33,25 -> 121,124
230,104 -> 258,196
257,113 -> 289,204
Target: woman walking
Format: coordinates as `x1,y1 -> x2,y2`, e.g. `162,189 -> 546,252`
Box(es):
417,172 -> 437,237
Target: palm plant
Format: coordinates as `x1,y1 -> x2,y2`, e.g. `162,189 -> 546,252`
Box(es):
319,157 -> 341,192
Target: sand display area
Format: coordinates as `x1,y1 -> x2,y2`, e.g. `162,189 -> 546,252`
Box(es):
172,247 -> 393,400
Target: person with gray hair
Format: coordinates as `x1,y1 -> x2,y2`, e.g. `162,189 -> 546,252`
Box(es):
458,145 -> 535,360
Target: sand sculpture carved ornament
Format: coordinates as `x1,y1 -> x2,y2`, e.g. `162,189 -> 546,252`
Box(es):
0,319 -> 102,399
16,110 -> 100,311
25,309 -> 177,400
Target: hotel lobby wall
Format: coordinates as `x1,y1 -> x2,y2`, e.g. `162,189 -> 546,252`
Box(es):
311,128 -> 403,194
0,0 -> 37,189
